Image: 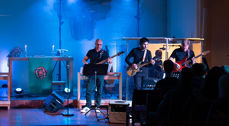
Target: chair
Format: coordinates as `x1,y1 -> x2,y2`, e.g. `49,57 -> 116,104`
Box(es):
0,73 -> 10,109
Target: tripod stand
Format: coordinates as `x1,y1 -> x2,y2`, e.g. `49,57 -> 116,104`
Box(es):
83,64 -> 109,120
62,63 -> 74,116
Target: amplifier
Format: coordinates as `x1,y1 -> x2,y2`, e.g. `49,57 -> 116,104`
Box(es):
109,101 -> 129,123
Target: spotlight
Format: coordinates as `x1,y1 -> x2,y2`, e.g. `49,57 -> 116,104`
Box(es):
64,88 -> 71,93
2,84 -> 8,88
15,88 -> 23,94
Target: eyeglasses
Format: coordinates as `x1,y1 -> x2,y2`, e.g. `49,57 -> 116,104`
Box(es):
96,44 -> 103,46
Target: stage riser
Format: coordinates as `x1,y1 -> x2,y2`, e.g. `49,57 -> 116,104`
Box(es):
10,100 -> 78,108
10,99 -> 131,108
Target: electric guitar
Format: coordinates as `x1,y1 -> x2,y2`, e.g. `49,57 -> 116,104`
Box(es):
126,61 -> 150,77
126,58 -> 161,77
96,51 -> 124,64
174,50 -> 210,72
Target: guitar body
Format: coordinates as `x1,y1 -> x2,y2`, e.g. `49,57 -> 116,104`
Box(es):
126,58 -> 164,77
126,62 -> 151,77
126,67 -> 141,76
173,57 -> 188,72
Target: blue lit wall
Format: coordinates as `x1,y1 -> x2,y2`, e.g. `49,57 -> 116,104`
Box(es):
0,0 -> 198,98
167,0 -> 198,37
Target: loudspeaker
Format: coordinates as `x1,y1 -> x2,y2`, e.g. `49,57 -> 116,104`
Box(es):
44,91 -> 65,112
109,101 -> 129,123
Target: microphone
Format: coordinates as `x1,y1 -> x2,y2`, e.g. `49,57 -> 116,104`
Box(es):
159,47 -> 166,50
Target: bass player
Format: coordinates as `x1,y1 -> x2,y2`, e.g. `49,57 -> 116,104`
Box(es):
81,39 -> 111,113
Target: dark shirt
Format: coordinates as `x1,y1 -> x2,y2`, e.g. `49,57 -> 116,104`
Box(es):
125,47 -> 152,66
170,48 -> 195,62
149,56 -> 164,79
86,49 -> 109,64
155,77 -> 179,96
153,56 -> 162,66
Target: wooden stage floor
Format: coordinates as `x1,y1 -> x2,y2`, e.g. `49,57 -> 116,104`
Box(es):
0,108 -> 126,126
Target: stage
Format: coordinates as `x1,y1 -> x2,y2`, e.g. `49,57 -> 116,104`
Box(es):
0,86 -> 131,126
0,108 -> 125,126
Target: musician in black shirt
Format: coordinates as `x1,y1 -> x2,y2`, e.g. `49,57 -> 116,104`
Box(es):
169,39 -> 196,71
81,39 -> 111,113
125,37 -> 155,90
149,49 -> 164,79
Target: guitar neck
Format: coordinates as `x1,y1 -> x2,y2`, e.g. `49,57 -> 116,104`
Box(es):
97,54 -> 118,64
139,62 -> 150,68
182,53 -> 204,65
194,53 -> 203,59
179,50 -> 210,66
96,51 -> 124,64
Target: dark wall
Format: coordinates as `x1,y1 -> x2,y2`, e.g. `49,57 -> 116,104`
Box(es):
205,0 -> 229,67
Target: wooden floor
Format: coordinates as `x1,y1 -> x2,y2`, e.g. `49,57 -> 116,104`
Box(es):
0,108 -> 126,126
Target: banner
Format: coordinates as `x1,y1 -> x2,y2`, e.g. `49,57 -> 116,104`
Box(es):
29,57 -> 52,96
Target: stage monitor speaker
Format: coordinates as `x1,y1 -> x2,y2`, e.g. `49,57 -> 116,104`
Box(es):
109,101 -> 129,124
44,91 -> 65,112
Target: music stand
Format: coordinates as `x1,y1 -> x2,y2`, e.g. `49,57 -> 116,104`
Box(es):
83,64 -> 108,76
83,64 -> 109,120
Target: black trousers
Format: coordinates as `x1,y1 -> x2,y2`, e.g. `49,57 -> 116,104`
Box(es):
133,67 -> 149,90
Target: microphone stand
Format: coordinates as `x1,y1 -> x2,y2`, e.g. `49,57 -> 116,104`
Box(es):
62,64 -> 74,117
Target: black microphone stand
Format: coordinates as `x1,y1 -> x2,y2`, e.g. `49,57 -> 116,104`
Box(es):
62,64 -> 74,117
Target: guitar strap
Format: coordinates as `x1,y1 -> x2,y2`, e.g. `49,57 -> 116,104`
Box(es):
187,49 -> 190,59
94,49 -> 104,64
99,50 -> 104,59
142,49 -> 147,62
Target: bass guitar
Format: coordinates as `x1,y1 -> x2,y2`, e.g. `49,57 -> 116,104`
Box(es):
96,51 -> 124,64
174,50 -> 210,72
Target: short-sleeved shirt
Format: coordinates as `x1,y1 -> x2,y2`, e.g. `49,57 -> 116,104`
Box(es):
125,47 -> 152,66
86,49 -> 109,64
170,48 -> 195,62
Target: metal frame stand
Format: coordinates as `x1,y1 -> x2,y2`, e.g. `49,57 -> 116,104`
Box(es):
84,71 -> 109,121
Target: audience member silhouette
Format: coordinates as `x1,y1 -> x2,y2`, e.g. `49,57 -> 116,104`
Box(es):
206,74 -> 229,126
155,60 -> 179,96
